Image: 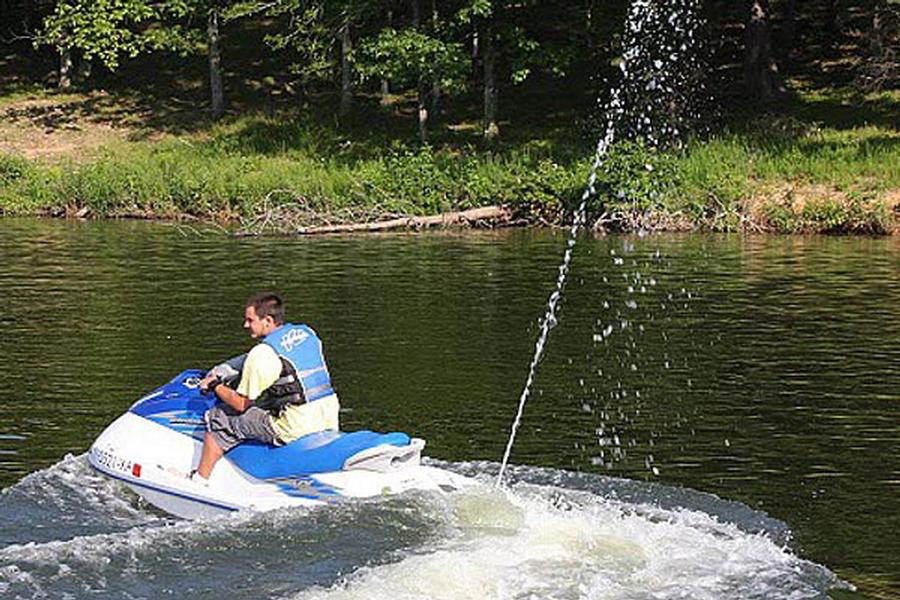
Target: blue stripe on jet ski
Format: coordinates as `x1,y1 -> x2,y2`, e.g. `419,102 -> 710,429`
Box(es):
89,463 -> 239,513
270,476 -> 341,500
130,369 -> 213,420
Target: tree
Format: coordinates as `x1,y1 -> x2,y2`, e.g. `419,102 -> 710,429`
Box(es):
36,0 -> 255,117
207,4 -> 224,117
263,0 -> 375,113
743,0 -> 786,102
184,0 -> 255,119
780,0 -> 797,54
357,25 -> 468,141
460,0 -> 573,141
856,0 -> 900,91
35,0 -> 188,88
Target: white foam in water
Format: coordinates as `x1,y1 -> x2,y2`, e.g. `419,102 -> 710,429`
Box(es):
1,453 -> 153,530
289,483 -> 841,600
0,503 -> 269,597
0,457 -> 846,599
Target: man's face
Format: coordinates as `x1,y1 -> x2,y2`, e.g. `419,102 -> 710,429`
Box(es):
243,305 -> 272,339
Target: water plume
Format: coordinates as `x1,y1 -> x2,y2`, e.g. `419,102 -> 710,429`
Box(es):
497,0 -> 707,486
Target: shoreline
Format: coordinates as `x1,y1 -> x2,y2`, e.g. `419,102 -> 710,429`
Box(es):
3,200 -> 897,237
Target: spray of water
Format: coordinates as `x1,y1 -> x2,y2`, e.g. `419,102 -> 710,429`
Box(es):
496,87 -> 623,487
496,0 -> 706,487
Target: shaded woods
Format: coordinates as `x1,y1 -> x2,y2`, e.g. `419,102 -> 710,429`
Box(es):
5,1 -> 895,126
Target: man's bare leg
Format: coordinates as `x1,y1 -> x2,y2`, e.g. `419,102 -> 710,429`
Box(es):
196,432 -> 224,479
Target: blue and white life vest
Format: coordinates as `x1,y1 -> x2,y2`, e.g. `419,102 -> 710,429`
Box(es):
255,324 -> 335,415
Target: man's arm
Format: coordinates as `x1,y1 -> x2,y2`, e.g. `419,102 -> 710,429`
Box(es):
212,383 -> 252,412
199,373 -> 252,412
206,353 -> 248,382
200,345 -> 280,413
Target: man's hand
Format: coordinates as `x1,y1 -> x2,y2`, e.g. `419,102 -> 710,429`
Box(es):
199,374 -> 220,394
200,373 -> 251,412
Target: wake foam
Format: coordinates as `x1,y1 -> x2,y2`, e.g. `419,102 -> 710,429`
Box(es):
291,469 -> 845,600
0,453 -> 159,546
0,458 -> 849,600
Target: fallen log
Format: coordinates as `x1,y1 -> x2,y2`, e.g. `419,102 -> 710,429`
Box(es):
294,205 -> 513,235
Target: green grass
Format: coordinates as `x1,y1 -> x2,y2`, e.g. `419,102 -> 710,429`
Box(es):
0,112 -> 589,224
1,88 -> 898,234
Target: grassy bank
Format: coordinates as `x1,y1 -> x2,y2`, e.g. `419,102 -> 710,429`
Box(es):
1,87 -> 898,234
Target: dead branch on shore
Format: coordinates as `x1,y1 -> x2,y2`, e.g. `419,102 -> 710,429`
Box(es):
236,193 -> 513,236
293,205 -> 513,234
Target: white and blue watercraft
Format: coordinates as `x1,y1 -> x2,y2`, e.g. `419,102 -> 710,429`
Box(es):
89,370 -> 470,519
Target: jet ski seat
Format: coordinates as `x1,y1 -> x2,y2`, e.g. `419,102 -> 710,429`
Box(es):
226,429 -> 420,480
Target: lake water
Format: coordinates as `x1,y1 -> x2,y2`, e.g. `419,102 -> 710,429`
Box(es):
0,218 -> 897,599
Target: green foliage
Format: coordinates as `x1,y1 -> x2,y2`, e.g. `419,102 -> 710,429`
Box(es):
455,0 -> 493,23
262,0 -> 377,87
0,154 -> 58,214
350,144 -> 581,217
35,0 -> 194,70
473,0 -> 573,86
593,140 -> 679,214
667,135 -> 752,224
0,111 -> 897,233
263,2 -> 334,85
357,28 -> 469,94
0,153 -> 31,186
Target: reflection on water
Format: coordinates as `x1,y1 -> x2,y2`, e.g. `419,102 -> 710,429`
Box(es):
0,218 -> 898,599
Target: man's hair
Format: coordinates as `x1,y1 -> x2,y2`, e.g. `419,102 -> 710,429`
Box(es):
246,292 -> 285,325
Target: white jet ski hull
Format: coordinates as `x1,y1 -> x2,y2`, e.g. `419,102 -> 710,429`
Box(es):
89,371 -> 471,519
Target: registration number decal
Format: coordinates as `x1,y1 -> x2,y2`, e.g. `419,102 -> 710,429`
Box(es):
92,447 -> 135,476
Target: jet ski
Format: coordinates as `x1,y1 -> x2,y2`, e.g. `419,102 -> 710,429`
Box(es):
89,369 -> 470,519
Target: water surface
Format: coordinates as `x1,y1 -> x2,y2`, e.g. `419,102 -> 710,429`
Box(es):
0,218 -> 897,599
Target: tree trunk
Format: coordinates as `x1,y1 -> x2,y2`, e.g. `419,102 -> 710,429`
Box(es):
22,0 -> 33,30
381,4 -> 393,102
58,47 -> 72,89
585,1 -> 594,49
340,22 -> 353,117
207,9 -> 225,119
856,0 -> 898,91
430,0 -> 441,118
416,93 -> 429,143
826,0 -> 841,35
76,57 -> 92,82
288,206 -> 512,235
743,0 -> 785,103
412,0 -> 428,142
781,0 -> 797,54
411,0 -> 420,27
871,1 -> 885,56
483,22 -> 499,140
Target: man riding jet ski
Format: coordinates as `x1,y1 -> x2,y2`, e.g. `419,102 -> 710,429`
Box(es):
88,293 -> 468,519
194,292 -> 342,485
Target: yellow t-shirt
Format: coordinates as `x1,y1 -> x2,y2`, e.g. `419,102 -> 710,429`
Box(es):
236,344 -> 282,402
237,343 -> 340,444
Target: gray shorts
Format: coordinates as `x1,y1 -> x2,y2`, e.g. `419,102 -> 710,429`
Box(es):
205,405 -> 281,453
